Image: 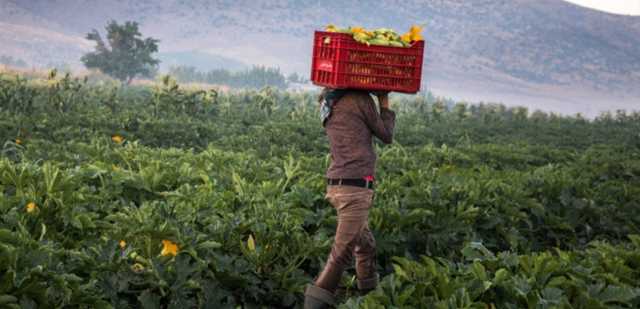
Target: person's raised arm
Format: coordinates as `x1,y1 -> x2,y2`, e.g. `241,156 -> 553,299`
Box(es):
361,92 -> 396,144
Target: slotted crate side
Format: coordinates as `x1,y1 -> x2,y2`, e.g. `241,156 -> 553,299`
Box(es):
311,32 -> 336,86
311,31 -> 425,93
311,32 -> 349,87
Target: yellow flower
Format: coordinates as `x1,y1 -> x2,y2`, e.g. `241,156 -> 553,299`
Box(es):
15,138 -> 22,145
161,239 -> 179,256
119,240 -> 126,249
26,202 -> 37,213
409,25 -> 424,41
409,25 -> 422,35
401,33 -> 412,43
111,135 -> 124,144
350,27 -> 365,34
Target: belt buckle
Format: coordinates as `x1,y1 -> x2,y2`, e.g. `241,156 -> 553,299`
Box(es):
365,179 -> 371,189
338,179 -> 343,186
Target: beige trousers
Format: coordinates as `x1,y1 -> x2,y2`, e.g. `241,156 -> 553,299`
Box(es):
314,185 -> 378,292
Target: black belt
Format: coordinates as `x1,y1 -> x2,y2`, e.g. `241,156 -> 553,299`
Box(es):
327,178 -> 374,189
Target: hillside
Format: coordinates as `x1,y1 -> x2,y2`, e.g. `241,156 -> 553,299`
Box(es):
1,0 -> 639,116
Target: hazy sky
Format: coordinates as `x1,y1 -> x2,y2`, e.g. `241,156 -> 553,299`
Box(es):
564,0 -> 640,15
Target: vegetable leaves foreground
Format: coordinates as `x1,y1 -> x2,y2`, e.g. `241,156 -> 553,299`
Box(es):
1,73 -> 639,308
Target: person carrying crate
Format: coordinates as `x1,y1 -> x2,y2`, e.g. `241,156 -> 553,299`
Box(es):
304,88 -> 396,308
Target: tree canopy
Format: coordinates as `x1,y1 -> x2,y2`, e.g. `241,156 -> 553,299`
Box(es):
81,21 -> 159,84
168,65 -> 288,89
0,55 -> 28,68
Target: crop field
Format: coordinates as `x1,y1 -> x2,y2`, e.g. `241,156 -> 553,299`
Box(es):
1,72 -> 639,308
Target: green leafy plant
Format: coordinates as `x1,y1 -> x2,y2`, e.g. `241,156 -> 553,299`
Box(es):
0,71 -> 639,307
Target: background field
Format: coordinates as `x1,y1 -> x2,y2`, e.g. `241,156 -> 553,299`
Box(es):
0,72 -> 639,308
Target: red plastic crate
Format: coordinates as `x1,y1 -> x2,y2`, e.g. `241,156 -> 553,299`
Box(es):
310,31 -> 425,93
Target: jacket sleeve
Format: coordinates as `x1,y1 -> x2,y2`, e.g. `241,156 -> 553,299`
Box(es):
360,94 -> 396,144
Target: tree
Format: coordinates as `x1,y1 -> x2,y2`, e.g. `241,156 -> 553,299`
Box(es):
167,65 -> 287,89
81,21 -> 159,84
287,72 -> 301,84
0,55 -> 28,68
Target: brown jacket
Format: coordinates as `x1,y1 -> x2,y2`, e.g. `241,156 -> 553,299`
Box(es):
324,91 -> 396,179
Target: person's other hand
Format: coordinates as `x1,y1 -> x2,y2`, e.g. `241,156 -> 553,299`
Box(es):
373,91 -> 390,109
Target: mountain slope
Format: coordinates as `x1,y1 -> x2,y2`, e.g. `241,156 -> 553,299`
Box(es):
0,0 -> 638,116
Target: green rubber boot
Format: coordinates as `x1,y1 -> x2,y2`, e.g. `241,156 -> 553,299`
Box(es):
304,284 -> 336,309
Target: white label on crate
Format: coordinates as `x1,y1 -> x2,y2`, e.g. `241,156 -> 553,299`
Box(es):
318,60 -> 333,71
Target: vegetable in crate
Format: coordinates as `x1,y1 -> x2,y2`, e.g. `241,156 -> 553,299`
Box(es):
325,24 -> 424,47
